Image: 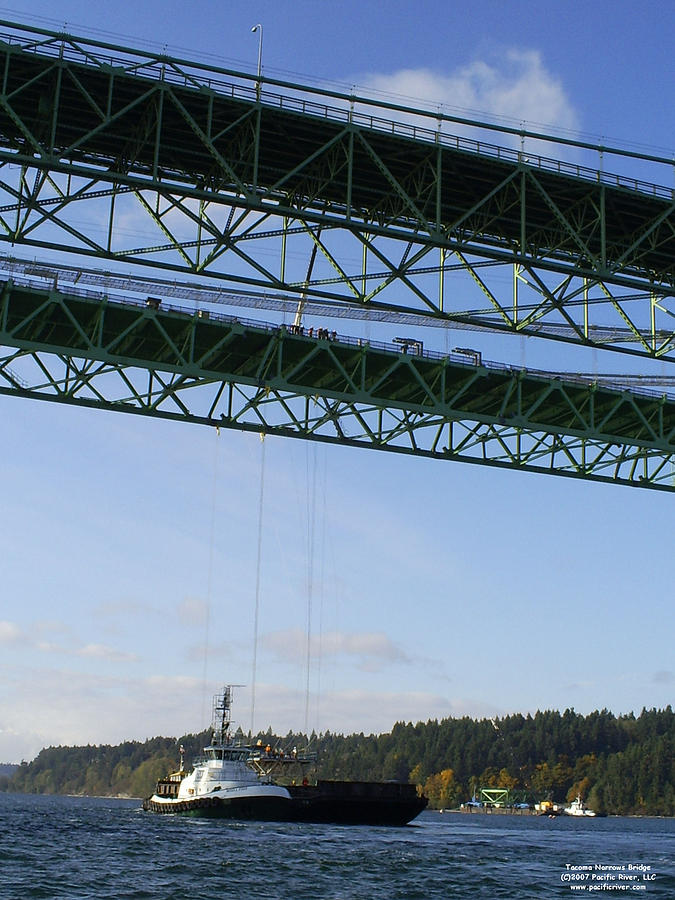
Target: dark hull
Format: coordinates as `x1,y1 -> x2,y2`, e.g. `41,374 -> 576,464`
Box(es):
143,794 -> 294,820
143,780 -> 427,826
288,780 -> 427,826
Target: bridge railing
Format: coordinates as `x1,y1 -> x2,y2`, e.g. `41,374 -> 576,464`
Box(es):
5,272 -> 671,401
1,24 -> 673,203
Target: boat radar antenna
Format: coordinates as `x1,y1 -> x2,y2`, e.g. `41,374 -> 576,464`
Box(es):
211,685 -> 243,745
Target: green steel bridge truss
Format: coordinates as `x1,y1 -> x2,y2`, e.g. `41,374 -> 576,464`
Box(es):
3,280 -> 675,491
1,20 -> 675,489
2,21 -> 675,354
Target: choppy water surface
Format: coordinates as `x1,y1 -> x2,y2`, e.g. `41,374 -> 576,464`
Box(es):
1,793 -> 673,898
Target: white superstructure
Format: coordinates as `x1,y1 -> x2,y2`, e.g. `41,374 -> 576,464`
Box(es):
146,686 -> 291,810
563,795 -> 596,817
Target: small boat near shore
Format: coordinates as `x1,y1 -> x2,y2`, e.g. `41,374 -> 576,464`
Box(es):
142,686 -> 427,826
563,795 -> 597,817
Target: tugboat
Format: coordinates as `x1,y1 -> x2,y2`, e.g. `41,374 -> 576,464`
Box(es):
563,795 -> 597,817
142,686 -> 427,826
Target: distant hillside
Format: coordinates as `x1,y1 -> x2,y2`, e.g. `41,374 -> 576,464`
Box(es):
2,707 -> 674,816
0,763 -> 18,777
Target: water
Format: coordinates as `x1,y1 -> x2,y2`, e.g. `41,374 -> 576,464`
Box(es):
1,794 -> 673,899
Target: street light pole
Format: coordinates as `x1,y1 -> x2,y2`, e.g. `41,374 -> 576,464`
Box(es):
251,24 -> 263,99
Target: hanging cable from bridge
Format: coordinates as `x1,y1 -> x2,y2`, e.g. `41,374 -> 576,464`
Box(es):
250,433 -> 266,735
201,427 -> 220,729
304,442 -> 318,736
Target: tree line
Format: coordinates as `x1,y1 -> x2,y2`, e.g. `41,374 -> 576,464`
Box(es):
2,706 -> 673,816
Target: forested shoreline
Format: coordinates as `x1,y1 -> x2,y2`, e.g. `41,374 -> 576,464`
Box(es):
2,707 -> 673,816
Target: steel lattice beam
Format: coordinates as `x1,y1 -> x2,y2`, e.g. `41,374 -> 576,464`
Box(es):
0,21 -> 674,362
1,20 -> 675,492
2,279 -> 675,491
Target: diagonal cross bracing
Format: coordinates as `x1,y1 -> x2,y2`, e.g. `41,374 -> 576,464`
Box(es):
1,279 -> 675,490
0,20 -> 674,363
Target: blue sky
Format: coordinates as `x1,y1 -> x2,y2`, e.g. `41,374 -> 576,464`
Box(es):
1,0 -> 674,762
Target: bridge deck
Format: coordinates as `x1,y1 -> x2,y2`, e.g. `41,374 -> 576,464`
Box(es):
1,29 -> 673,285
2,280 -> 674,453
1,23 -> 675,490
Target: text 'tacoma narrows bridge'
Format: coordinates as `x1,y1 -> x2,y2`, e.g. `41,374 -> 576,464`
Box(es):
1,20 -> 675,490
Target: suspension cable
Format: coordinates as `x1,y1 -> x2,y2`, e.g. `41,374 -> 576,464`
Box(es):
250,434 -> 266,735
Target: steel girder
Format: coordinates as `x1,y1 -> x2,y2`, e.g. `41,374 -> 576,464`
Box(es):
0,22 -> 674,362
2,279 -> 675,491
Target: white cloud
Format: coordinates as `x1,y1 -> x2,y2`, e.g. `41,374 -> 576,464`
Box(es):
356,50 -> 580,158
35,641 -> 63,653
0,621 -> 22,643
263,628 -> 410,671
93,599 -> 162,620
361,51 -> 579,132
77,643 -> 139,662
0,725 -> 40,763
177,596 -> 210,627
0,619 -> 138,662
145,674 -> 202,691
247,683 -> 499,736
316,688 -> 500,733
184,637 -> 247,665
0,664 -> 503,761
0,667 -> 215,761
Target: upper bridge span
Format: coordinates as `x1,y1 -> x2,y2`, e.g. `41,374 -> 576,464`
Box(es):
1,20 -> 673,292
